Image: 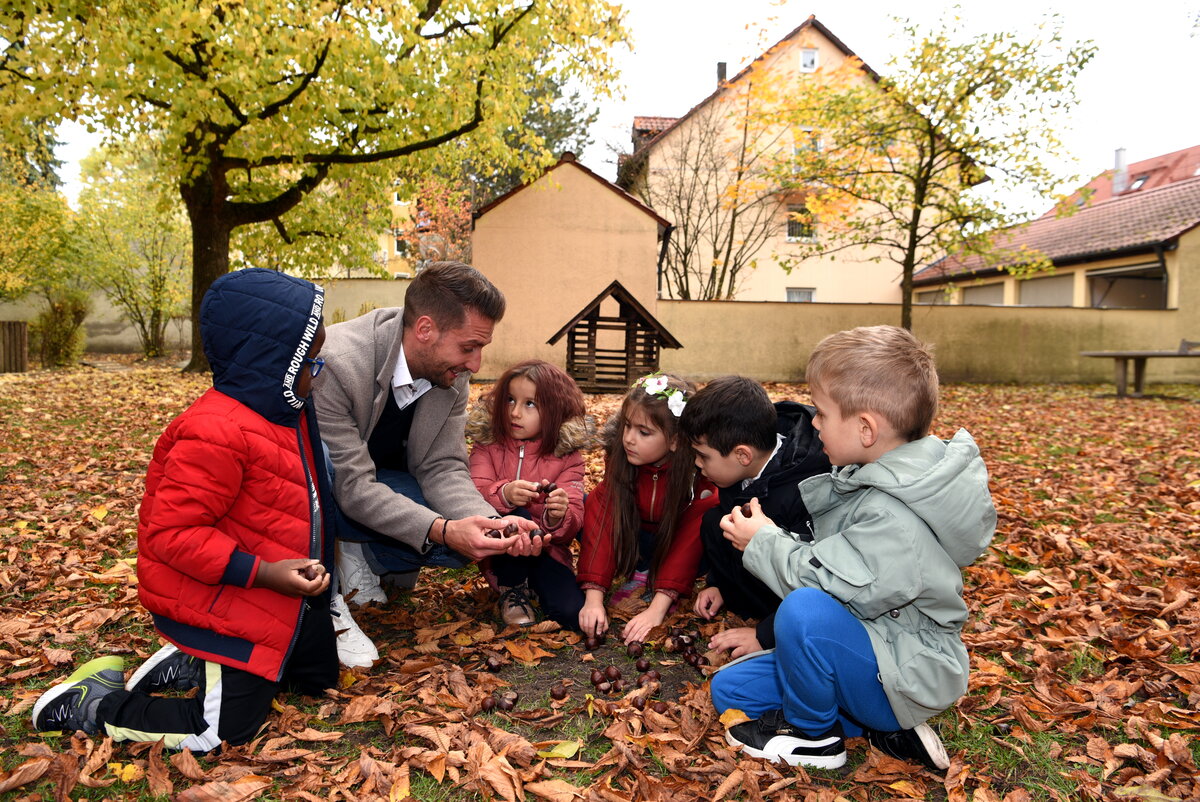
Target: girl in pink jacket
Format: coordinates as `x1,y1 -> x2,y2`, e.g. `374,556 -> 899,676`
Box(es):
468,360 -> 592,629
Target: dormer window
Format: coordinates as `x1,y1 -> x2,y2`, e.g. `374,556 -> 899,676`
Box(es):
799,48 -> 819,73
1128,174 -> 1148,191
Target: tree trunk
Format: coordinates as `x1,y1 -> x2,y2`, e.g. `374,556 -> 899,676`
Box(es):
180,165 -> 232,373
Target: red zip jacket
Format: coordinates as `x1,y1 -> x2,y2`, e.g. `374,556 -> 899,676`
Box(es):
137,390 -> 327,681
577,461 -> 718,597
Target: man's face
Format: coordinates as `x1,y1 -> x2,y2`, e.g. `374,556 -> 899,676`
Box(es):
692,435 -> 750,488
296,324 -> 326,399
409,307 -> 495,388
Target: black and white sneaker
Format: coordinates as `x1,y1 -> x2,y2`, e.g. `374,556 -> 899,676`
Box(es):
863,723 -> 950,771
726,709 -> 847,769
32,656 -> 126,734
125,643 -> 203,694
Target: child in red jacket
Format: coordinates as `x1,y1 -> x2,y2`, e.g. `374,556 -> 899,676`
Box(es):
32,268 -> 337,751
467,359 -> 591,629
577,373 -> 718,643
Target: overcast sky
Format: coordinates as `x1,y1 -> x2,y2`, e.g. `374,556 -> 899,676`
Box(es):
56,1 -> 1199,213
582,0 -> 1200,210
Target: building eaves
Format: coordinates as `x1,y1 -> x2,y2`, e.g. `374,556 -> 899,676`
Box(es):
914,174 -> 1200,285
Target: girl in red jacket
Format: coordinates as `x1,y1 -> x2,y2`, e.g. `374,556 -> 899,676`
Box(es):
578,373 -> 718,643
468,360 -> 591,629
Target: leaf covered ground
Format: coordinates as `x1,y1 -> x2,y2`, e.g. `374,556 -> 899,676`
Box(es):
1,359 -> 1198,801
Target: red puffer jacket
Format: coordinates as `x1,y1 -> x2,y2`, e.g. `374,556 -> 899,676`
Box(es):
577,461 -> 718,597
137,389 -> 325,681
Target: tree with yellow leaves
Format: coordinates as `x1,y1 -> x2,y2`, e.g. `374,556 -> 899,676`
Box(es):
1,1 -> 625,370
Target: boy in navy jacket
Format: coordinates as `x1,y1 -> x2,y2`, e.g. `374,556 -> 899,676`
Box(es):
680,376 -> 829,656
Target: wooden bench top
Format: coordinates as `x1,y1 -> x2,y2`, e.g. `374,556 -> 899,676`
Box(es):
1081,350 -> 1200,358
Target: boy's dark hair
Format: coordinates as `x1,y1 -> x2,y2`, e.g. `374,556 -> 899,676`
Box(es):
679,375 -> 776,455
401,261 -> 506,331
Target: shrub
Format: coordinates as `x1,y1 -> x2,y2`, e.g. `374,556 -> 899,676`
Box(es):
30,290 -> 90,367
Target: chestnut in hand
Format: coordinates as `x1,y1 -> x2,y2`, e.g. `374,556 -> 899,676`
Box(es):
300,563 -> 321,581
740,502 -> 753,517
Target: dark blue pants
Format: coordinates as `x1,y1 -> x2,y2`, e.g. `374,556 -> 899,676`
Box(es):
334,467 -> 469,573
709,587 -> 900,738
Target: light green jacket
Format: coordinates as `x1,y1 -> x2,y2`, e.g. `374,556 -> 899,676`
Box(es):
743,428 -> 996,728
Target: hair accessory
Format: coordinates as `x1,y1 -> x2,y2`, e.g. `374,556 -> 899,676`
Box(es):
635,373 -> 687,417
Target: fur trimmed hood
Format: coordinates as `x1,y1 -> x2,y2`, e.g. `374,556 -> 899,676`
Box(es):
465,400 -> 597,457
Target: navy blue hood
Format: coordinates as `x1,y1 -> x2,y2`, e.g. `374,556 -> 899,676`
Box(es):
200,268 -> 325,426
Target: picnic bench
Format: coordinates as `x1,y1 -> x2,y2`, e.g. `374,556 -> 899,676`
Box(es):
1081,339 -> 1200,397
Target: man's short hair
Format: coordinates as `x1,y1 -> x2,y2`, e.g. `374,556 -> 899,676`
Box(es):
401,261 -> 506,331
805,325 -> 938,441
679,375 -> 777,455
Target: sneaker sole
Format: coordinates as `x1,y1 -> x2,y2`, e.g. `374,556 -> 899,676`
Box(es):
125,643 -> 181,692
913,723 -> 951,770
32,655 -> 125,729
726,729 -> 848,770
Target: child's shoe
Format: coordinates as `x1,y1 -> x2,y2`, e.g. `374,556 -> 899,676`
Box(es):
125,643 -> 204,694
610,570 -> 649,604
862,723 -> 950,771
497,583 -> 536,628
32,656 -> 126,734
331,592 -> 379,667
726,709 -> 846,769
336,540 -> 388,605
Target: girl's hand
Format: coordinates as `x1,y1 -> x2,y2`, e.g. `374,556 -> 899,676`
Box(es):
622,592 -> 673,643
720,497 -> 774,552
542,485 -> 569,527
254,559 -> 330,597
502,480 -> 540,508
693,586 -> 724,619
579,594 -> 608,637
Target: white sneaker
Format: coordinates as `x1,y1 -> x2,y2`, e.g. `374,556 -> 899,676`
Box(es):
330,593 -> 378,668
336,540 -> 387,605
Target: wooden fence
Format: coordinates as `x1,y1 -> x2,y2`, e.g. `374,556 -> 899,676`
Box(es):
0,320 -> 28,373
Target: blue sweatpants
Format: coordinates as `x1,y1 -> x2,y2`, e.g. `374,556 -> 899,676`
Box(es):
709,587 -> 901,738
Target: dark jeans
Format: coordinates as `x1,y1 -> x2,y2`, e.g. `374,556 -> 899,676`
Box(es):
491,551 -> 584,630
332,466 -> 469,574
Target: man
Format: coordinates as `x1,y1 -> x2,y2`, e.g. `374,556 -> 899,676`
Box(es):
314,261 -> 542,666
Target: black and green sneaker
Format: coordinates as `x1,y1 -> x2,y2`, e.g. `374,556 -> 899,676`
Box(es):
32,656 -> 126,734
125,644 -> 203,694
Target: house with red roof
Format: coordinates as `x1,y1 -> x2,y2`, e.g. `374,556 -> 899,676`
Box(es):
913,146 -> 1200,312
615,16 -> 901,304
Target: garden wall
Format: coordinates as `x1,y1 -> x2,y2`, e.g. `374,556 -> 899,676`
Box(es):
4,278 -> 1197,387
657,301 -> 1199,385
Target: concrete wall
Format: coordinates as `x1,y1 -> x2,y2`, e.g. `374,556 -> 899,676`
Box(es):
657,301 -> 1200,384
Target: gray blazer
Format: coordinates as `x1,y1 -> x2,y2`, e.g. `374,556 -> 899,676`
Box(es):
312,307 -> 495,552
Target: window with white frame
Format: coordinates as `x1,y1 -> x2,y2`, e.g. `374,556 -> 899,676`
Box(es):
393,228 -> 408,255
786,204 -> 816,242
786,287 -> 814,303
799,48 -> 819,72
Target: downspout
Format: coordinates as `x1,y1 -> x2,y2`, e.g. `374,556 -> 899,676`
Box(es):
656,224 -> 674,299
1155,243 -> 1167,305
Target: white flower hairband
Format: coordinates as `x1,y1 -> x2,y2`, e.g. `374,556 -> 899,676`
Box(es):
636,373 -> 687,417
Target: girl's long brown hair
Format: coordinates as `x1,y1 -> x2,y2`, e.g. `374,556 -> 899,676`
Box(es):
606,374 -> 698,583
486,360 -> 585,456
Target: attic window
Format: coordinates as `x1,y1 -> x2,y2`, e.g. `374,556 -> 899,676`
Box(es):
1128,174 -> 1149,191
799,48 -> 819,73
